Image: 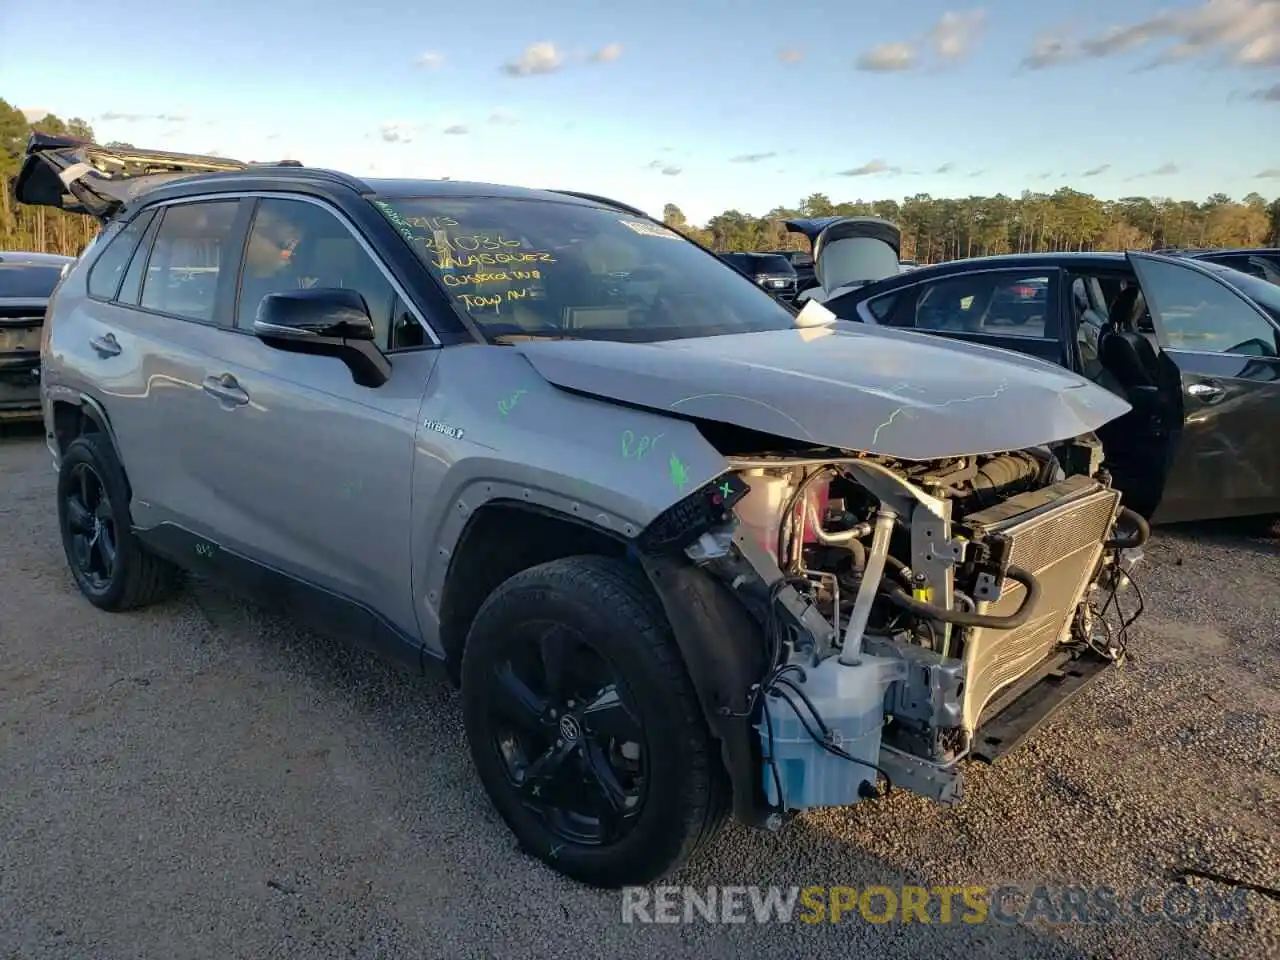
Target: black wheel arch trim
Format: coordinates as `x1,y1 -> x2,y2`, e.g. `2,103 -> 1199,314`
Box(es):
634,550 -> 772,828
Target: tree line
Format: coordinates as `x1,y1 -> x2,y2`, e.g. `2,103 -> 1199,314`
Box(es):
0,98 -> 108,255
4,95 -> 1280,262
664,186 -> 1280,263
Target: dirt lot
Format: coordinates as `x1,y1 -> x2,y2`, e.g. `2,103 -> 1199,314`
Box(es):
1,427 -> 1278,960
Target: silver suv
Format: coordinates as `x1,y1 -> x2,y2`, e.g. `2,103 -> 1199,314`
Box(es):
19,135 -> 1147,889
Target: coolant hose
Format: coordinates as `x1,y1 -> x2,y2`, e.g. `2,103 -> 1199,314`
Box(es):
880,564 -> 1042,630
1103,507 -> 1150,550
839,509 -> 897,663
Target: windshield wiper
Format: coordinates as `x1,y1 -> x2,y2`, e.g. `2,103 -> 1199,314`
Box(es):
490,332 -> 584,343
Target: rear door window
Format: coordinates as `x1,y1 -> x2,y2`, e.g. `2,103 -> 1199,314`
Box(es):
117,212 -> 165,306
914,271 -> 1055,338
139,201 -> 241,324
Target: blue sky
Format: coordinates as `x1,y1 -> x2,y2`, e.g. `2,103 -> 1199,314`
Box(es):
2,0 -> 1278,222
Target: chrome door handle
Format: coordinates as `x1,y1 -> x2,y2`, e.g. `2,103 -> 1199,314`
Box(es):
201,373 -> 249,406
1187,381 -> 1226,404
89,333 -> 121,358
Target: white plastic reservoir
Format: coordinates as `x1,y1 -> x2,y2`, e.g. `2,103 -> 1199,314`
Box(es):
757,653 -> 906,811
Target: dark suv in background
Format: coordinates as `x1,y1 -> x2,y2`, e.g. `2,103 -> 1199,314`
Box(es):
1162,247 -> 1280,284
718,252 -> 798,301
1,251 -> 74,421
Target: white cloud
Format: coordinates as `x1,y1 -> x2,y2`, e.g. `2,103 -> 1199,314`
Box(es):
1257,168 -> 1280,178
661,165 -> 681,176
416,51 -> 445,69
855,43 -> 916,71
487,110 -> 519,125
96,110 -> 190,123
443,124 -> 469,135
1246,81 -> 1280,101
1023,1 -> 1280,71
838,159 -> 901,176
589,42 -> 623,63
935,162 -> 957,174
930,9 -> 987,61
1082,164 -> 1111,177
1021,32 -> 1075,70
856,9 -> 988,72
502,41 -> 563,76
378,122 -> 418,143
729,152 -> 777,163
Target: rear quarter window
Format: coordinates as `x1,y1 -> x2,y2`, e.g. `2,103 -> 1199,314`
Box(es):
87,211 -> 157,300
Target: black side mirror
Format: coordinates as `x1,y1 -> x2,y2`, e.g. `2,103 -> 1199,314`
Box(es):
253,287 -> 390,387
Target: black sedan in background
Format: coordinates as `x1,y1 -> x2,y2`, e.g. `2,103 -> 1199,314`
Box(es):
1,251 -> 73,421
821,250 -> 1280,528
1162,247 -> 1280,285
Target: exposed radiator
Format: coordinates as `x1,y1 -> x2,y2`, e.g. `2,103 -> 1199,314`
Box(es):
958,475 -> 1121,732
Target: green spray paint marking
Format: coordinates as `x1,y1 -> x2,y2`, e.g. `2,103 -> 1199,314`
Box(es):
621,430 -> 664,459
718,481 -> 733,498
498,389 -> 528,416
669,453 -> 689,491
195,542 -> 216,558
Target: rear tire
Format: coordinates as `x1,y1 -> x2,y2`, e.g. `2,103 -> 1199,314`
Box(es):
460,554 -> 727,888
57,433 -> 183,611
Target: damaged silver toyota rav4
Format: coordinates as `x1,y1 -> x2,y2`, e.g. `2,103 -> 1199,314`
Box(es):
19,135 -> 1147,888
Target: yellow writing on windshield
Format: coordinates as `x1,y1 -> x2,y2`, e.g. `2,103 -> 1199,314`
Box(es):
434,252 -> 556,269
434,234 -> 524,252
441,269 -> 542,287
404,215 -> 459,229
458,288 -> 534,309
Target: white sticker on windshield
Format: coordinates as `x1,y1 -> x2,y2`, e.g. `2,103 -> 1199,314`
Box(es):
618,218 -> 681,240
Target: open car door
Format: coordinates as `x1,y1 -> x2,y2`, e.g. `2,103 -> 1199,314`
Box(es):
1126,251 -> 1280,523
783,216 -> 901,304
12,133 -> 249,222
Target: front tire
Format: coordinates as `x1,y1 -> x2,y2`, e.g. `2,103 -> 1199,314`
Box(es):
56,433 -> 183,611
460,555 -> 726,888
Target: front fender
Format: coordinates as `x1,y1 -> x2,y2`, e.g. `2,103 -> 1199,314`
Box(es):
408,347 -> 731,653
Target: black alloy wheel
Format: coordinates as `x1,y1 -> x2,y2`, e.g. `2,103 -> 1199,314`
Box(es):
487,620 -> 648,846
461,555 -> 727,888
62,460 -> 119,596
56,433 -> 183,611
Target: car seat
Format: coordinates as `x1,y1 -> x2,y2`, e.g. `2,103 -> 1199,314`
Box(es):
1098,287 -> 1159,390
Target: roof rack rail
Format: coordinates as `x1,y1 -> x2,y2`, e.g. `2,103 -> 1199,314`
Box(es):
548,189 -> 649,218
13,133 -> 368,220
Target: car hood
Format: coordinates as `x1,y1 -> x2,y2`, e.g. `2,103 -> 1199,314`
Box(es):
513,323 -> 1131,460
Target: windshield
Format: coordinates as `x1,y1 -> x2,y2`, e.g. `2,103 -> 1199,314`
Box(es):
1201,262 -> 1280,325
373,196 -> 797,343
0,263 -> 63,299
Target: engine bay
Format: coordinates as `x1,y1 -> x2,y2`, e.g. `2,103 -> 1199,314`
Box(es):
661,435 -> 1148,818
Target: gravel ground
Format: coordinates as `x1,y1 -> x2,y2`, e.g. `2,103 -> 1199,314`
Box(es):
1,426 -> 1278,960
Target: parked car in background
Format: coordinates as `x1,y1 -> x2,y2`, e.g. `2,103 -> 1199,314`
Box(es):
718,251 -> 799,301
822,251 -> 1280,527
768,249 -> 816,295
0,251 -> 74,421
17,133 -> 1143,889
783,216 -> 903,304
1160,247 -> 1280,285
